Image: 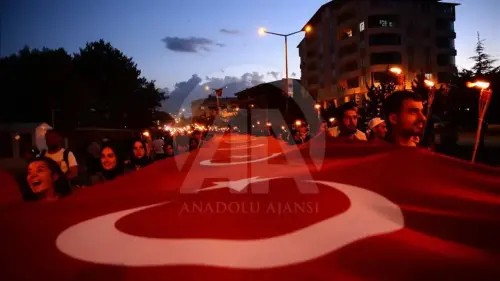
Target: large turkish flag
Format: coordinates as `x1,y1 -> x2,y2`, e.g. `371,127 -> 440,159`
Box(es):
1,134 -> 500,281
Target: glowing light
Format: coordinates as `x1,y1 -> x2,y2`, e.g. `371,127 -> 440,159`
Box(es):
142,131 -> 150,137
304,25 -> 312,33
314,104 -> 321,110
329,117 -> 335,123
266,122 -> 272,127
258,27 -> 267,36
467,81 -> 490,90
424,80 -> 435,87
295,120 -> 302,127
389,67 -> 402,75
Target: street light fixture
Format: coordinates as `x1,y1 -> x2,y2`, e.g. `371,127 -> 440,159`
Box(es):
258,25 -> 312,123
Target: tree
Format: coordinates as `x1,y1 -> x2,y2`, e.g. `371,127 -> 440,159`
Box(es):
73,39 -> 165,128
470,32 -> 498,75
1,41 -> 166,129
0,47 -> 75,125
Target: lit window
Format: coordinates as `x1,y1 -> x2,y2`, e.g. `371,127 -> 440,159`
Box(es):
425,73 -> 433,80
359,21 -> 365,32
347,30 -> 353,37
380,20 -> 388,27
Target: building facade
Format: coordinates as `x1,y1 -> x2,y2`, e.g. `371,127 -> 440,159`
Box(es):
298,0 -> 458,106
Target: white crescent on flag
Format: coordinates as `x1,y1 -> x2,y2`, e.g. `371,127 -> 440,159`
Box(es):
55,180 -> 405,269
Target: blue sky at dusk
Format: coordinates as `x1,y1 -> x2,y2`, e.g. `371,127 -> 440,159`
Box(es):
2,0 -> 499,92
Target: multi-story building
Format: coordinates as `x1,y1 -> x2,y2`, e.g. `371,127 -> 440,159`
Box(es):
298,0 -> 458,106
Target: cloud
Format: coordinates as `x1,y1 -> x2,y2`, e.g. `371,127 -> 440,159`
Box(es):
220,28 -> 240,35
267,71 -> 281,80
162,72 -> 266,114
161,37 -> 224,53
291,72 -> 297,77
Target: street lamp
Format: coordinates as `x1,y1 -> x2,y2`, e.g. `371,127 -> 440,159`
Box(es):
467,80 -> 493,163
258,25 -> 312,123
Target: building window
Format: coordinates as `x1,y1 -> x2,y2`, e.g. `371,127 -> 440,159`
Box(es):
368,15 -> 399,28
369,33 -> 401,46
347,77 -> 359,89
338,43 -> 357,57
341,60 -> 358,73
370,52 -> 402,65
436,19 -> 454,31
337,10 -> 356,24
437,54 -> 454,66
359,21 -> 365,32
425,73 -> 433,80
436,37 -> 454,49
339,29 -> 353,40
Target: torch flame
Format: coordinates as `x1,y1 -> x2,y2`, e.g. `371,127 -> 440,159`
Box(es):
467,81 -> 490,89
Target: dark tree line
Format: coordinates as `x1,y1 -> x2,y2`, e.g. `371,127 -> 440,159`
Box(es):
0,40 -> 169,130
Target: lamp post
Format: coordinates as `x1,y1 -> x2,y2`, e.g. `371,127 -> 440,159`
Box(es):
467,80 -> 493,163
258,25 -> 312,124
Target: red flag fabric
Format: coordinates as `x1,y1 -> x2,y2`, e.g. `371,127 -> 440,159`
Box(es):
0,169 -> 21,205
215,89 -> 223,97
1,134 -> 500,281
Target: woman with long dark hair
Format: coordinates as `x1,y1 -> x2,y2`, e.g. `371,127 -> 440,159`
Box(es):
128,139 -> 153,170
25,157 -> 71,202
91,142 -> 127,184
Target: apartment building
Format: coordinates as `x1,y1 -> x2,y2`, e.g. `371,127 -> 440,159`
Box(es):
298,0 -> 458,106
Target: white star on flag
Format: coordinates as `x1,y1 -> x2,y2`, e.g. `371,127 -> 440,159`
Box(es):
201,176 -> 282,192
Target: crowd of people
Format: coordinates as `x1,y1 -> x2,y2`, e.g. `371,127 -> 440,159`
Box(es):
19,128 -> 209,202
288,90 -> 426,147
6,90 -> 427,203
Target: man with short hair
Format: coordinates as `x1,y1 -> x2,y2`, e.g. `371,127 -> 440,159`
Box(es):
367,117 -> 387,141
42,129 -> 78,180
383,91 -> 427,147
328,102 -> 367,141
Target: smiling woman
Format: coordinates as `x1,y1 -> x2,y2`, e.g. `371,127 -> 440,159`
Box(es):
25,157 -> 71,202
